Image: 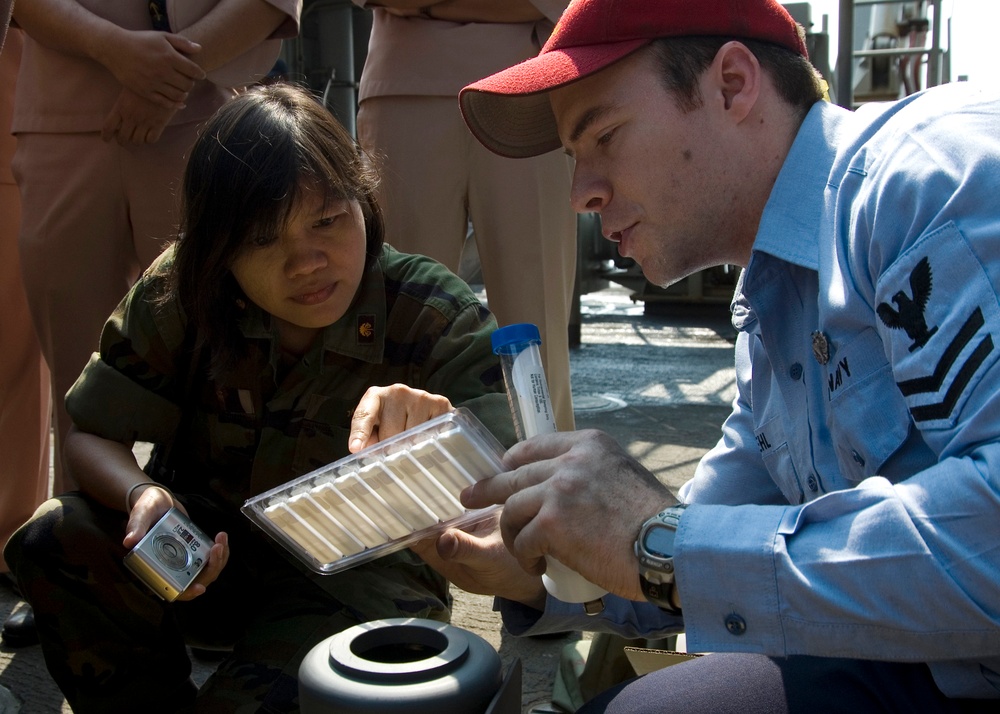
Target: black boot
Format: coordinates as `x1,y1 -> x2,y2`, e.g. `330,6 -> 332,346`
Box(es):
2,603 -> 38,647
2,572 -> 38,648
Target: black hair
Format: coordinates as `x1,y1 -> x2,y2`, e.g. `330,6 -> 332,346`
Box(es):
165,82 -> 385,376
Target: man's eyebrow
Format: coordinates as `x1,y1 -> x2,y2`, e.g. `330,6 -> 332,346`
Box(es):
569,104 -> 614,144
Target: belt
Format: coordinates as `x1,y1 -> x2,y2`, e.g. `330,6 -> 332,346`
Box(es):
149,0 -> 171,32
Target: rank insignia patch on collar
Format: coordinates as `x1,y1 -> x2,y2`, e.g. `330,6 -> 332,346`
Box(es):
876,256 -> 938,352
357,314 -> 375,344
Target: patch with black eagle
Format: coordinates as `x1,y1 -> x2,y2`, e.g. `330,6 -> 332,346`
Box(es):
874,223 -> 999,428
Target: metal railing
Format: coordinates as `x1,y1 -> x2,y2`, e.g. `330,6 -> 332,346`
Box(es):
836,0 -> 945,109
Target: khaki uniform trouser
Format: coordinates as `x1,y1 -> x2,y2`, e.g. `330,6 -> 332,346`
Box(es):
358,95 -> 579,431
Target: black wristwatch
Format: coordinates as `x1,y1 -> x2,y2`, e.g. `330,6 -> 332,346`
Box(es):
634,504 -> 687,614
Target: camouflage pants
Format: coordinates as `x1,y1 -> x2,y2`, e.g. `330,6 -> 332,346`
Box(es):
4,492 -> 450,713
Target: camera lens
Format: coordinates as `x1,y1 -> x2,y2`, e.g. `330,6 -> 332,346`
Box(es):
153,534 -> 191,571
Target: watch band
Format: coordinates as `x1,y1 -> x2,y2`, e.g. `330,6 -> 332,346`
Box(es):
638,573 -> 683,615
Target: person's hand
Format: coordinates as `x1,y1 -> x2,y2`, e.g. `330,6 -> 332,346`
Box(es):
173,530 -> 229,602
409,511 -> 547,608
98,31 -> 204,109
122,484 -> 230,601
461,429 -> 677,601
123,483 -> 179,548
101,88 -> 177,145
348,384 -> 453,452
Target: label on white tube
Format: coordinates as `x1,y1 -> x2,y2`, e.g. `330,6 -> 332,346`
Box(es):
511,349 -> 557,438
506,338 -> 606,609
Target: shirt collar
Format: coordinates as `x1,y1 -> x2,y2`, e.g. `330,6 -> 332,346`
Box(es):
732,101 -> 850,331
752,100 -> 849,272
320,253 -> 387,364
236,249 -> 389,369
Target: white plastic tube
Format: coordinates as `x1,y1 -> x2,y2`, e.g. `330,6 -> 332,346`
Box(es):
492,324 -> 607,610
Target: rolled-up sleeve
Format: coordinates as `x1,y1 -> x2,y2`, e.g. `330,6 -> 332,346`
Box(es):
66,354 -> 182,444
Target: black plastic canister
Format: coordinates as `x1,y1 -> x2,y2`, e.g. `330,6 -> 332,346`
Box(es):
298,618 -> 506,714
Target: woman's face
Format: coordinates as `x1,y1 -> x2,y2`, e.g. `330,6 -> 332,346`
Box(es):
230,185 -> 368,350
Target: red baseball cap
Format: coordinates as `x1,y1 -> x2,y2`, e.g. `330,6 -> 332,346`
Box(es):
460,0 -> 808,158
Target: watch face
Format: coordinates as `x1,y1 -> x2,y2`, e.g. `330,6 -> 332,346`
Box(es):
643,524 -> 676,559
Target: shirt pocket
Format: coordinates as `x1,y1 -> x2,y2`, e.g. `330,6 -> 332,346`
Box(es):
748,337 -> 807,503
291,393 -> 356,474
206,387 -> 259,470
756,413 -> 806,504
826,328 -> 911,484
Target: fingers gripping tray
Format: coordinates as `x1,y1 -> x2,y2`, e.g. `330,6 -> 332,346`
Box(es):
242,409 -> 505,574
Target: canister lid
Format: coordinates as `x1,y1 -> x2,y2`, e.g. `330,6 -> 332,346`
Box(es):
491,323 -> 541,353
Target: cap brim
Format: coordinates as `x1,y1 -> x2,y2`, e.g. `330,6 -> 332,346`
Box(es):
460,39 -> 649,159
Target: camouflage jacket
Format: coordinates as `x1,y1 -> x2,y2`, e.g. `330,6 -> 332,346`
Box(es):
66,244 -> 515,513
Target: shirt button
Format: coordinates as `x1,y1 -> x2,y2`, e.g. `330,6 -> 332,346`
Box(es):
724,614 -> 747,636
807,474 -> 819,492
789,363 -> 803,381
851,450 -> 865,466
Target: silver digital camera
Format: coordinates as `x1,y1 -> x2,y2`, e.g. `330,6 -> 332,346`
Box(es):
124,507 -> 211,602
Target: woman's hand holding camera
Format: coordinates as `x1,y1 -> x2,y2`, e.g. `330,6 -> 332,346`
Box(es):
172,529 -> 228,601
123,481 -> 230,601
122,481 -> 178,548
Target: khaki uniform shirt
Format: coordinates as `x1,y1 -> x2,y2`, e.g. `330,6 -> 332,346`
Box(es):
353,0 -> 568,100
11,0 -> 301,133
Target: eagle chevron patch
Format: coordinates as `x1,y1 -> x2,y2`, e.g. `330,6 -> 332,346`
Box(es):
905,327 -> 992,422
875,225 -> 1000,427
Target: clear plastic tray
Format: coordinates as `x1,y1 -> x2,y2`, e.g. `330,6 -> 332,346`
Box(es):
241,408 -> 506,574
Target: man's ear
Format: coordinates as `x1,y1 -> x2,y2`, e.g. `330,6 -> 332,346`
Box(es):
709,41 -> 761,121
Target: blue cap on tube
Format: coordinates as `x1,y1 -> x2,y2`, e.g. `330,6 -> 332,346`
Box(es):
491,323 -> 541,354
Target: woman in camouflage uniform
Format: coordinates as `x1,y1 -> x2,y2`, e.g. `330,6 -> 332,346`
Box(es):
4,83 -> 515,713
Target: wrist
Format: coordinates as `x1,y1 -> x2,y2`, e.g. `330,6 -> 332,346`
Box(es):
125,482 -> 175,512
520,580 -> 548,611
88,23 -> 129,70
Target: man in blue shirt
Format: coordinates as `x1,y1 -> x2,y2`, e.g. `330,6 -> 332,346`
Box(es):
406,0 -> 1000,711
